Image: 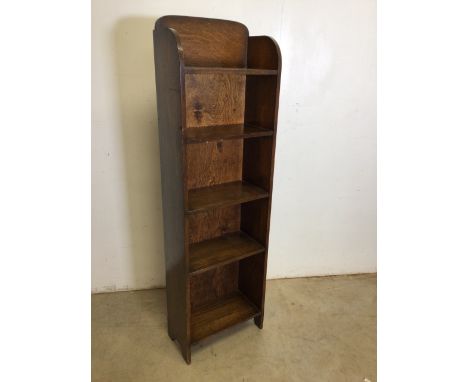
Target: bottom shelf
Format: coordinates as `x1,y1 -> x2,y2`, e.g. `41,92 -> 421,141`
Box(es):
191,291 -> 260,343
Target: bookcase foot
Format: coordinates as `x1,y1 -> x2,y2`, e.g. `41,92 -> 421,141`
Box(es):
182,344 -> 191,365
254,315 -> 264,329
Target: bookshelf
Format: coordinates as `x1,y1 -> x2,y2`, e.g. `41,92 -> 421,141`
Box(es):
153,15 -> 281,364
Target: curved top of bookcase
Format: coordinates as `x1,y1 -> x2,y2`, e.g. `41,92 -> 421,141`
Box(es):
155,15 -> 249,34
155,15 -> 249,68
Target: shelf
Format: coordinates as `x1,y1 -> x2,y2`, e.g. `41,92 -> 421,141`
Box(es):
184,124 -> 273,144
186,181 -> 269,214
191,291 -> 260,343
185,66 -> 277,75
189,231 -> 264,274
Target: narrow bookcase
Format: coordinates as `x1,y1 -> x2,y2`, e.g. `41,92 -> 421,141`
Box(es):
153,16 -> 281,364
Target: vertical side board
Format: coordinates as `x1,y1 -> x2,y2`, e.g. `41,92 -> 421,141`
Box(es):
240,36 -> 282,328
153,23 -> 191,363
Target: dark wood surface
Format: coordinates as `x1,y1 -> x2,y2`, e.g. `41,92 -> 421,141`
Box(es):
156,16 -> 248,68
153,22 -> 190,362
191,291 -> 260,343
187,205 -> 240,244
154,16 -> 281,363
187,181 -> 269,214
185,73 -> 245,128
243,36 -> 282,329
185,66 -> 277,75
189,231 -> 264,274
189,262 -> 239,311
184,124 -> 273,144
186,139 -> 243,189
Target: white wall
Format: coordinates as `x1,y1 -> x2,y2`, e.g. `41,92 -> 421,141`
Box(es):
92,0 -> 376,292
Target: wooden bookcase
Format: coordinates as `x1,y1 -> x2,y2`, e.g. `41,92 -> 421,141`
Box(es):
153,16 -> 281,364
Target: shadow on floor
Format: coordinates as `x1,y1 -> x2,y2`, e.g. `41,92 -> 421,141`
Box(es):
92,275 -> 377,381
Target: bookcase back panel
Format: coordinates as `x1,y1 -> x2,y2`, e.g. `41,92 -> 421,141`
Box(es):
157,16 -> 248,67
185,74 -> 246,128
186,140 -> 243,189
190,262 -> 239,310
187,205 -> 240,244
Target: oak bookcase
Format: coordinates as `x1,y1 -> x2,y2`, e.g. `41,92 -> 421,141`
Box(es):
153,16 -> 281,364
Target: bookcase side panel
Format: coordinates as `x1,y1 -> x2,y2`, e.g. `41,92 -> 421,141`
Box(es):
240,36 -> 282,327
153,24 -> 189,359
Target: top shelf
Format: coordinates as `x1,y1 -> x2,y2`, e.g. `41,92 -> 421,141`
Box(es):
185,66 -> 278,76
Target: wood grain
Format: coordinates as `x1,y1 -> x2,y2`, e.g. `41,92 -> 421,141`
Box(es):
243,136 -> 274,192
189,262 -> 238,311
242,36 -> 282,329
153,22 -> 190,363
187,205 -> 240,244
185,67 -> 277,75
189,231 -> 264,274
187,181 -> 269,214
185,139 -> 242,189
156,16 -> 248,67
185,73 -> 245,128
184,124 -> 273,144
191,291 -> 260,343
154,17 -> 281,363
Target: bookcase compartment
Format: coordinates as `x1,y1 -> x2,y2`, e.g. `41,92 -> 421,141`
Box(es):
189,252 -> 266,343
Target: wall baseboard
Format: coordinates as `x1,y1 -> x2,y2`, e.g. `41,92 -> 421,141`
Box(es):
91,272 -> 376,294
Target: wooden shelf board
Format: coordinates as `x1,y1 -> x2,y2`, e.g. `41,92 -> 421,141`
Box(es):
186,181 -> 268,214
191,291 -> 260,343
189,231 -> 264,274
185,66 -> 277,75
184,124 -> 273,144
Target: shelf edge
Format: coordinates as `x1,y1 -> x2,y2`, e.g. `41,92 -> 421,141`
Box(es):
185,66 -> 278,75
183,124 -> 274,144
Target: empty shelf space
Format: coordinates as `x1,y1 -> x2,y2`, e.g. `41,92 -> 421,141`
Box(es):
186,181 -> 269,214
191,291 -> 260,343
185,66 -> 277,75
184,124 -> 273,144
189,231 -> 264,274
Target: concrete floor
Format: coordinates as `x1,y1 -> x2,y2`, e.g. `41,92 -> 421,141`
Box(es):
92,274 -> 376,381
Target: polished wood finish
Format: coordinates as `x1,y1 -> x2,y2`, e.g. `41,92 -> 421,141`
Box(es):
154,16 -> 281,363
185,67 -> 277,75
189,262 -> 239,311
185,73 -> 245,127
189,231 -> 264,274
186,140 -> 243,189
191,291 -> 260,343
158,16 -> 248,68
187,205 -> 240,244
184,124 -> 273,144
153,21 -> 190,363
187,181 -> 269,214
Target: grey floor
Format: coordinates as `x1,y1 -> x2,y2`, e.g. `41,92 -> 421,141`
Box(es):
92,274 -> 376,381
